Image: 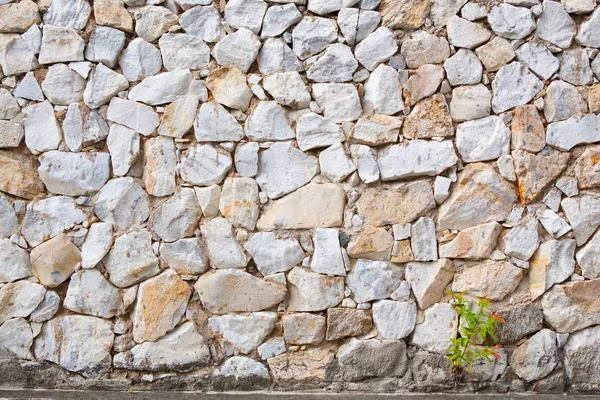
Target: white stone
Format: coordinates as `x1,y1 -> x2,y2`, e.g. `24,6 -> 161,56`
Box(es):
319,143 -> 357,183
179,144 -> 232,186
444,49 -> 482,86
372,300 -> 416,339
487,4 -> 536,40
446,16 -> 491,49
201,217 -> 247,269
563,0 -> 596,13
535,0 -> 575,49
0,317 -> 33,359
84,26 -> 125,68
337,8 -> 380,46
160,238 -> 209,276
363,64 -> 404,115
29,290 -> 59,323
219,177 -> 260,230
194,185 -> 221,218
440,222 -> 502,259
261,4 -> 302,38
246,101 -> 294,142
21,24 -> 41,55
214,356 -> 269,380
492,62 -> 543,113
180,5 -> 224,43
134,6 -> 177,43
559,48 -> 593,86
194,102 -> 244,142
312,83 -> 362,123
0,120 -> 23,148
431,0 -> 468,26
450,84 -> 492,122
546,114 -> 600,151
0,280 -> 45,324
287,267 -> 345,311
41,63 -> 85,106
207,66 -> 253,111
103,229 -> 159,288
23,100 -> 61,155
119,38 -> 162,82
377,140 -> 458,181
235,142 -> 259,177
434,176 -> 451,204
461,3 -> 487,21
256,142 -> 318,199
95,177 -> 150,232
107,97 -> 159,136
64,269 -> 122,318
346,259 -> 404,303
224,0 -> 268,34
213,28 -> 261,73
283,312 -> 325,345
151,188 -> 201,242
34,315 -> 113,378
544,80 -> 587,123
159,33 -> 210,71
530,239 -> 575,299
412,303 -> 458,354
401,30 -> 450,69
561,192 -> 600,246
143,136 -> 176,197
576,7 -> 600,48
307,43 -> 357,83
209,312 -> 277,354
38,151 -> 110,196
411,217 -> 437,262
0,88 -> 19,119
83,63 -> 129,109
0,34 -> 37,76
81,222 -> 113,270
502,218 -> 539,261
291,16 -> 337,60
456,116 -> 510,163
258,338 -> 286,360
0,238 -> 31,283
539,209 -> 571,239
38,25 -> 84,64
311,228 -> 346,276
129,69 -> 192,106
257,38 -> 303,75
296,112 -> 344,151
354,144 -> 379,184
576,230 -> 600,279
515,39 -> 560,81
245,232 -> 305,275
113,322 -> 210,372
511,329 -> 558,382
106,124 -> 139,176
21,196 -> 86,247
263,71 -> 310,109
354,27 -> 397,71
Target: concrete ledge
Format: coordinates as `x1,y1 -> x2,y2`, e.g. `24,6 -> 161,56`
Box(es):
0,390 -> 599,400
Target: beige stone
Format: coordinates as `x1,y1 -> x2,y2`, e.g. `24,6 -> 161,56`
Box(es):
529,239 -> 575,300
589,84 -> 600,114
347,226 -> 394,261
283,313 -> 326,345
438,163 -> 517,231
94,0 -> 133,33
267,347 -> 336,384
257,183 -> 345,230
380,0 -> 432,30
391,240 -> 414,263
219,177 -> 260,230
403,65 -> 444,107
194,269 -> 286,314
0,151 -> 45,200
511,105 -> 546,153
0,0 -> 40,34
403,94 -> 453,139
30,233 -> 81,288
542,279 -> 600,333
452,260 -> 523,301
356,181 -> 435,226
474,37 -> 515,72
439,222 -> 502,259
575,145 -> 600,189
326,308 -> 373,341
132,269 -> 192,343
512,149 -> 569,204
405,259 -> 455,309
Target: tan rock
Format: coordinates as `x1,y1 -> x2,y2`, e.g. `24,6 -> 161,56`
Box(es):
94,0 -> 133,33
530,239 -> 575,300
347,226 -> 394,261
283,313 -> 326,345
0,151 -> 45,200
403,94 -> 453,139
452,260 -> 523,301
542,279 -> 600,333
474,37 -> 515,72
326,308 -> 373,341
30,233 -> 81,288
0,0 -> 40,33
403,64 -> 444,107
406,259 -> 454,309
219,177 -> 260,230
206,66 -> 252,112
132,269 -> 192,343
512,149 -> 569,204
589,84 -> 600,114
257,183 -> 345,230
438,163 -> 517,231
511,105 -> 546,153
267,346 -> 336,384
575,145 -> 600,189
439,222 -> 502,259
391,240 -> 414,263
380,0 -> 432,30
356,181 -> 435,226
194,269 -> 286,314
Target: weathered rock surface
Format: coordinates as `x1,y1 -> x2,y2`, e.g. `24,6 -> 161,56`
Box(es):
405,259 -> 454,309
209,312 -> 277,353
346,259 -> 404,303
287,267 -> 344,311
452,260 -> 523,301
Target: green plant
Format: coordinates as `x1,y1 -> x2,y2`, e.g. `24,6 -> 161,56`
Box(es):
446,291 -> 504,372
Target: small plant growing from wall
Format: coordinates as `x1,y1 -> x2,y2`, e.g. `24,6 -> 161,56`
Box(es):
446,291 -> 505,372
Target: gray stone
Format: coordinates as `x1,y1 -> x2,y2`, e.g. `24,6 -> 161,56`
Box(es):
194,102 -> 243,142
502,218 -> 540,261
354,27 -> 397,71
576,7 -> 600,48
511,329 -> 558,382
561,191 -> 600,246
346,259 -> 404,303
0,34 -> 37,76
41,63 -> 85,105
296,112 -> 344,151
307,43 -> 358,83
559,48 -> 593,86
0,317 -> 33,359
337,338 -> 407,381
564,325 -> 600,388
492,62 -> 543,113
85,26 -> 125,68
535,0 -> 575,49
261,4 -> 302,38
326,308 -> 373,341
151,188 -> 201,242
544,80 -> 587,123
134,6 -> 177,43
257,38 -> 303,75
444,49 -> 482,86
160,238 -> 209,276
401,30 -> 450,69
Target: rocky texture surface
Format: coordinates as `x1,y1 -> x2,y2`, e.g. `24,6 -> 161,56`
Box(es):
0,0 -> 599,395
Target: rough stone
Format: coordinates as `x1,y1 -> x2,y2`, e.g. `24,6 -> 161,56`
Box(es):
0,239 -> 31,283
412,303 -> 458,354
337,338 -> 408,381
372,300 -> 416,340
64,269 -> 123,319
346,259 -> 404,303
287,267 -> 344,311
405,259 -> 454,309
0,280 -> 45,324
311,228 -> 346,276
30,233 -> 80,288
401,31 -> 450,69
263,71 -> 311,109
453,260 -> 523,301
511,329 -> 558,382
22,196 -> 86,247
535,0 -> 575,49
95,178 -> 149,232
103,229 -> 159,288
515,39 -> 560,81
449,84 -> 492,122
180,5 -> 223,42
283,313 -> 325,345
38,151 -> 110,196
440,222 -> 502,260
530,239 -> 575,299
326,308 -> 373,341
492,62 -> 543,113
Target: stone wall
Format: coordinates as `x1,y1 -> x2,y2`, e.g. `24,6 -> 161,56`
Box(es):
1,0 -> 600,393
